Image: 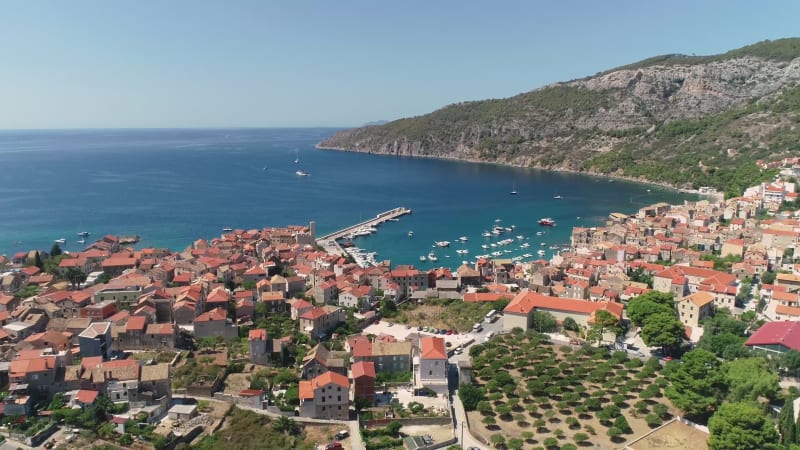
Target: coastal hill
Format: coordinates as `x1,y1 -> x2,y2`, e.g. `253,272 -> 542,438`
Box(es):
319,38 -> 800,196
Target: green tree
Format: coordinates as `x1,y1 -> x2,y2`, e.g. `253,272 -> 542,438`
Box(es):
563,317 -> 579,332
531,310 -> 558,333
587,310 -> 622,343
722,357 -> 779,402
459,384 -> 484,411
708,402 -> 780,450
613,415 -> 632,434
507,437 -> 523,450
627,291 -> 674,326
490,434 -> 506,448
380,298 -> 398,318
65,266 -> 88,287
34,251 -> 43,269
779,397 -> 797,446
641,312 -> 685,354
761,270 -> 777,285
50,243 -> 62,257
664,349 -> 726,420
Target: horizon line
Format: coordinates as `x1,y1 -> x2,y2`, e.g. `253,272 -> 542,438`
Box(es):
0,125 -> 357,132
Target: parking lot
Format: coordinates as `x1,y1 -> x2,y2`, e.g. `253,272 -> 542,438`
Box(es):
363,321 -> 472,348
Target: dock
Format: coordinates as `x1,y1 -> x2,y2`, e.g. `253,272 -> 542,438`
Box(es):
316,207 -> 412,257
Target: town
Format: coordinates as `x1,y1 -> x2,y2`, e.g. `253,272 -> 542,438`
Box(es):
2,170 -> 800,450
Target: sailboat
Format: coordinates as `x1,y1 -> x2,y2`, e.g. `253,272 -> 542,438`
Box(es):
294,149 -> 300,164
510,183 -> 518,195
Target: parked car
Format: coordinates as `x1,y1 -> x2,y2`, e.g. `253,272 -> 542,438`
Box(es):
417,326 -> 424,331
335,430 -> 349,440
422,435 -> 433,445
326,443 -> 344,450
439,329 -> 447,335
453,347 -> 463,355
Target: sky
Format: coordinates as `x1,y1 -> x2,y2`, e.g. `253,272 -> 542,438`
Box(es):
1,1 -> 800,128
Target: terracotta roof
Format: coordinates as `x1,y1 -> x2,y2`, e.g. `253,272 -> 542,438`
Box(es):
299,380 -> 314,400
504,290 -> 622,320
776,305 -> 800,317
351,361 -> 375,379
249,329 -> 267,340
746,321 -> 800,351
682,291 -> 715,308
420,337 -> 447,360
126,316 -> 147,332
194,307 -> 227,322
74,389 -> 99,404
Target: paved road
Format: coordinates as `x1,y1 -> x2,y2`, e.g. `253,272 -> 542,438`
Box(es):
451,389 -> 487,450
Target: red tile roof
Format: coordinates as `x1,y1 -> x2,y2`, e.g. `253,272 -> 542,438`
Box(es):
249,329 -> 267,341
421,337 -> 447,360
746,321 -> 800,351
194,308 -> 227,322
126,315 -> 147,332
351,361 -> 375,379
74,389 -> 99,404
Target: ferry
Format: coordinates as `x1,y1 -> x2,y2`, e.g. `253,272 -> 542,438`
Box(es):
538,218 -> 556,226
77,231 -> 90,237
296,170 -> 309,176
435,241 -> 451,248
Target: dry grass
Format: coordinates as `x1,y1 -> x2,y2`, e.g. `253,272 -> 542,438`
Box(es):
627,419 -> 709,450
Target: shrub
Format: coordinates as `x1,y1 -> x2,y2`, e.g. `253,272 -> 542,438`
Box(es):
607,426 -> 623,439
645,413 -> 662,427
573,432 -> 590,442
543,437 -> 558,447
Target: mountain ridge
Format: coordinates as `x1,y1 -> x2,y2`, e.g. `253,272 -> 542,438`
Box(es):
319,38 -> 800,197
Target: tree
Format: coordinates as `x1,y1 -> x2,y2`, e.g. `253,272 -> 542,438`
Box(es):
641,312 -> 685,354
50,243 -> 62,257
507,437 -> 523,450
490,434 -> 506,448
627,291 -> 675,326
607,427 -> 623,440
573,432 -> 590,443
380,298 -> 398,318
563,317 -> 579,332
459,384 -> 484,411
587,310 -> 622,343
532,310 -> 558,333
482,416 -> 496,427
779,397 -> 797,446
34,251 -> 43,269
271,415 -> 300,435
664,349 -> 726,420
761,270 -> 777,285
613,415 -> 632,434
65,266 -> 87,287
708,402 -> 780,450
722,357 -> 779,402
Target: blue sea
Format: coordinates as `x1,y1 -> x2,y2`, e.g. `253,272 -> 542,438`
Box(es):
0,128 -> 695,269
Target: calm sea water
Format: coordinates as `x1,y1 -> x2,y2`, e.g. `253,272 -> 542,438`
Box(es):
0,128 -> 694,269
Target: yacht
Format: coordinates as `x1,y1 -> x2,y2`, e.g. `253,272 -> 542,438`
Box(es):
420,255 -> 427,262
76,238 -> 85,244
510,183 -> 518,195
482,232 -> 491,238
459,236 -> 469,242
408,231 -> 414,237
427,252 -> 438,262
296,170 -> 309,176
481,244 -> 489,249
538,217 -> 556,226
222,227 -> 233,233
54,238 -> 66,245
77,231 -> 90,237
553,195 -> 562,199
435,241 -> 451,248
456,249 -> 469,255
294,149 -> 300,164
538,249 -> 547,256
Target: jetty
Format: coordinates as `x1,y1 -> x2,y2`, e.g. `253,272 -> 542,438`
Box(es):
316,207 -> 412,257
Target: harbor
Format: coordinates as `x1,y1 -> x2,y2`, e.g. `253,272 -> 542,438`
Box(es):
316,207 -> 412,265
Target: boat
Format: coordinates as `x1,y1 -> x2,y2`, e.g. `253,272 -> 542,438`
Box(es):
296,170 -> 309,176
481,244 -> 489,249
538,218 -> 556,226
76,238 -> 85,244
54,238 -> 66,245
435,241 -> 450,248
553,195 -> 562,199
516,235 -> 524,240
540,242 -> 547,246
408,231 -> 414,237
495,219 -> 502,223
263,166 -> 268,171
482,232 -> 491,238
459,236 -> 468,242
456,249 -> 469,255
536,231 -> 543,236
538,250 -> 546,256
294,149 -> 300,164
427,252 -> 438,262
77,231 -> 90,237
222,227 -> 233,233
510,183 -> 518,195
420,255 -> 427,262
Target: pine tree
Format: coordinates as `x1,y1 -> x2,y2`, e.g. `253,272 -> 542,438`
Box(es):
780,399 -> 796,445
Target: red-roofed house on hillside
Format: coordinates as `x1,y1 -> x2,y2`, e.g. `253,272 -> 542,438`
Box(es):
299,305 -> 345,339
351,361 -> 376,405
745,321 -> 800,355
194,308 -> 237,340
417,336 -> 448,394
298,371 -> 350,420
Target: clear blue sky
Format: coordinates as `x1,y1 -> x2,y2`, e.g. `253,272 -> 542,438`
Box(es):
2,1 -> 799,128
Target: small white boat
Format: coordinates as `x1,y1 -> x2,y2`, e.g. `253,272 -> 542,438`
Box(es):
76,238 -> 85,244
516,235 -> 524,240
553,195 -> 562,199
435,241 -> 451,248
456,249 -> 469,255
420,255 -> 427,262
408,231 -> 414,237
511,183 -> 518,195
482,232 -> 491,238
536,231 -> 543,236
296,170 -> 309,176
428,252 -> 438,262
222,227 -> 233,233
538,249 -> 546,256
481,244 -> 489,249
77,231 -> 90,237
294,149 -> 300,164
541,242 -> 547,246
54,238 -> 66,245
459,236 -> 468,242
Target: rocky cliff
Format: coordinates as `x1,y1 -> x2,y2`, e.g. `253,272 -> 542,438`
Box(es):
318,39 -> 800,196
